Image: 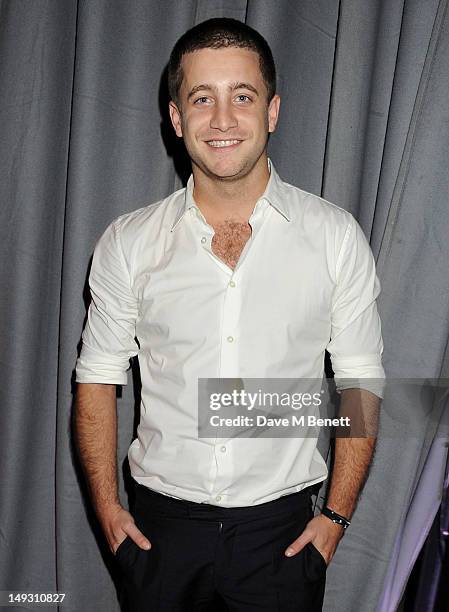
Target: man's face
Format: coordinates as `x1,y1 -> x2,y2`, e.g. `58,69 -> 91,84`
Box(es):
169,47 -> 280,182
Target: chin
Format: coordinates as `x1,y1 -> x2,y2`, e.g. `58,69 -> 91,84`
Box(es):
193,157 -> 241,178
211,165 -> 247,180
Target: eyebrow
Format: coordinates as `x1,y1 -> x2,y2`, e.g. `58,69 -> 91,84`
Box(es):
187,81 -> 259,101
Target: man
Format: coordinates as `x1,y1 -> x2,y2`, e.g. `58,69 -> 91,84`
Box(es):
75,17 -> 385,612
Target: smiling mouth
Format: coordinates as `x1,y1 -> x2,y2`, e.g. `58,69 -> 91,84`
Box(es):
206,139 -> 242,148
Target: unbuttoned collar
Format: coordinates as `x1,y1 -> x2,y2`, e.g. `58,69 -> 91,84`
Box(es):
170,158 -> 291,232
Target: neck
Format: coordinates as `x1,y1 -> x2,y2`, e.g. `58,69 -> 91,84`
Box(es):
192,155 -> 270,224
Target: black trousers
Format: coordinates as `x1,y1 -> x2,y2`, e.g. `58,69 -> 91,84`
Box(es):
116,481 -> 327,611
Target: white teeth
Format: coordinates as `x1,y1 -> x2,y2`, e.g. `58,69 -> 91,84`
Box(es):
207,140 -> 240,148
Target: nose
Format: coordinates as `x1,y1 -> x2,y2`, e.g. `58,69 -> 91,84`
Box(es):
209,100 -> 238,132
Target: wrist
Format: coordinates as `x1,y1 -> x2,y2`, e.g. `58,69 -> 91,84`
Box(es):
95,499 -> 122,523
321,506 -> 351,531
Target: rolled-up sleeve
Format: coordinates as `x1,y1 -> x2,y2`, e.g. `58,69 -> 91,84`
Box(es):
75,219 -> 139,385
327,215 -> 386,399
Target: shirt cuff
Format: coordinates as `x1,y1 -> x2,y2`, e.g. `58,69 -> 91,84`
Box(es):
75,349 -> 130,386
332,355 -> 386,399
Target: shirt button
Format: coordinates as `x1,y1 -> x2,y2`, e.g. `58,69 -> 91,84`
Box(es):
229,280 -> 236,288
201,237 -> 207,244
227,336 -> 234,343
215,495 -> 222,502
220,445 -> 227,452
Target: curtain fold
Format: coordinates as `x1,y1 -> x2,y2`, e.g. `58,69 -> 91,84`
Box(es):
0,1 -> 447,611
0,0 -> 78,599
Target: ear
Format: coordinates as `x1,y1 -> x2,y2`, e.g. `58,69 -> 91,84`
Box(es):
268,94 -> 281,133
168,100 -> 183,138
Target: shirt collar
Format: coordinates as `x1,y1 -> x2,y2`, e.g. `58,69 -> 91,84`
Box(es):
170,157 -> 291,232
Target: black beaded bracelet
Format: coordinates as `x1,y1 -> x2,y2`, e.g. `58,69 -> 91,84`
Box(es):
321,507 -> 351,530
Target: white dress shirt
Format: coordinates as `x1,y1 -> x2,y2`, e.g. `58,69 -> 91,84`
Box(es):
75,158 -> 385,507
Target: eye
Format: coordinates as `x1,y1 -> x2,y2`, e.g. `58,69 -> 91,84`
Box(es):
236,94 -> 252,102
193,96 -> 211,104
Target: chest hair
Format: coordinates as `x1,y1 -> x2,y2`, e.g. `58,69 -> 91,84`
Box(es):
211,219 -> 252,270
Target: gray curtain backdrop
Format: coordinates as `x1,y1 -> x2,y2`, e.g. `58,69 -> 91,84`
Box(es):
1,1 -> 448,611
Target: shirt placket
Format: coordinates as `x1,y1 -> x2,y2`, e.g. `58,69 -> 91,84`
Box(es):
192,201 -> 270,504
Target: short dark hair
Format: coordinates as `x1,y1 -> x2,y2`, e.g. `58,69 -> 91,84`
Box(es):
167,18 -> 276,107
